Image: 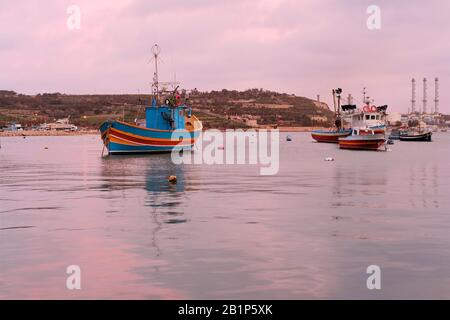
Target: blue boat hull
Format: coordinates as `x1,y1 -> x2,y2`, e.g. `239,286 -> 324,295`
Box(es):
100,119 -> 202,155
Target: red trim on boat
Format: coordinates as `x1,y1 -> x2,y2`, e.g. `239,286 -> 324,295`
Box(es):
109,128 -> 194,146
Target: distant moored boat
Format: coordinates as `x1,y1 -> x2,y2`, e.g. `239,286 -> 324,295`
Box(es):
399,131 -> 432,142
338,128 -> 386,151
311,87 -> 387,143
311,129 -> 351,143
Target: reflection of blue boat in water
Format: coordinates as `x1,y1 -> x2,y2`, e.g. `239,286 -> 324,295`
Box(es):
99,45 -> 202,155
145,159 -> 186,193
100,153 -> 188,226
145,157 -> 188,225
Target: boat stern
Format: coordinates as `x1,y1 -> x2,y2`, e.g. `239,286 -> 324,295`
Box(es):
99,120 -> 112,146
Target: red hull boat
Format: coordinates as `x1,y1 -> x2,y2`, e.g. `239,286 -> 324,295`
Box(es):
311,130 -> 351,143
338,128 -> 385,151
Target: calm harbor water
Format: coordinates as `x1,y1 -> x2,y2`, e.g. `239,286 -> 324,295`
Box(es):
1,132 -> 450,299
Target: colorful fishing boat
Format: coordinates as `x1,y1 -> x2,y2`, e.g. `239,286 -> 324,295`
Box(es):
99,45 -> 202,155
338,128 -> 386,150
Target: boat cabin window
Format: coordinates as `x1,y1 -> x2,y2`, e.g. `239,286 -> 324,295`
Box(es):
353,129 -> 358,135
365,115 -> 370,120
371,115 -> 376,120
376,115 -> 380,120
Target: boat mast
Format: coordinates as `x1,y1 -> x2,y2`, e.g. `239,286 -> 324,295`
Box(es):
338,88 -> 344,129
332,89 -> 337,115
362,87 -> 367,104
384,106 -> 387,151
151,44 -> 161,105
337,88 -> 343,129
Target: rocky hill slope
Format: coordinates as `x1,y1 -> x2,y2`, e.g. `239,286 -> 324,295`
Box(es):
0,89 -> 334,129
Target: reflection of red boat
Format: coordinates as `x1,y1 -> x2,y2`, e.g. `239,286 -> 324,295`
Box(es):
311,129 -> 351,143
338,128 -> 385,150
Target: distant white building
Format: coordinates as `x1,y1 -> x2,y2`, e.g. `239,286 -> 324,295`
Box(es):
244,119 -> 258,127
40,117 -> 78,131
386,112 -> 402,125
4,123 -> 23,131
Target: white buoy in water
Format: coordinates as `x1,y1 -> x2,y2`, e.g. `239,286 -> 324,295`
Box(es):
324,157 -> 334,161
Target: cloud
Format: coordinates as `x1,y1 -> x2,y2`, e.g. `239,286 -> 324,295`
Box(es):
0,0 -> 449,112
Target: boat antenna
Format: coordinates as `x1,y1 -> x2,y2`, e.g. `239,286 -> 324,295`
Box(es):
332,89 -> 337,115
333,88 -> 343,129
336,88 -> 343,129
384,107 -> 387,151
135,89 -> 144,123
150,44 -> 161,104
362,87 -> 367,104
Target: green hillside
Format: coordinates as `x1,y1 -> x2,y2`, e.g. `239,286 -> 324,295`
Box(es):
0,89 -> 334,129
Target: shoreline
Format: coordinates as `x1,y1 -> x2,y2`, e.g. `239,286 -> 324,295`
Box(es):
0,126 -> 326,137
0,130 -> 98,137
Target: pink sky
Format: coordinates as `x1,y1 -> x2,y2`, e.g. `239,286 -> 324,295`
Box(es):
0,0 -> 449,113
